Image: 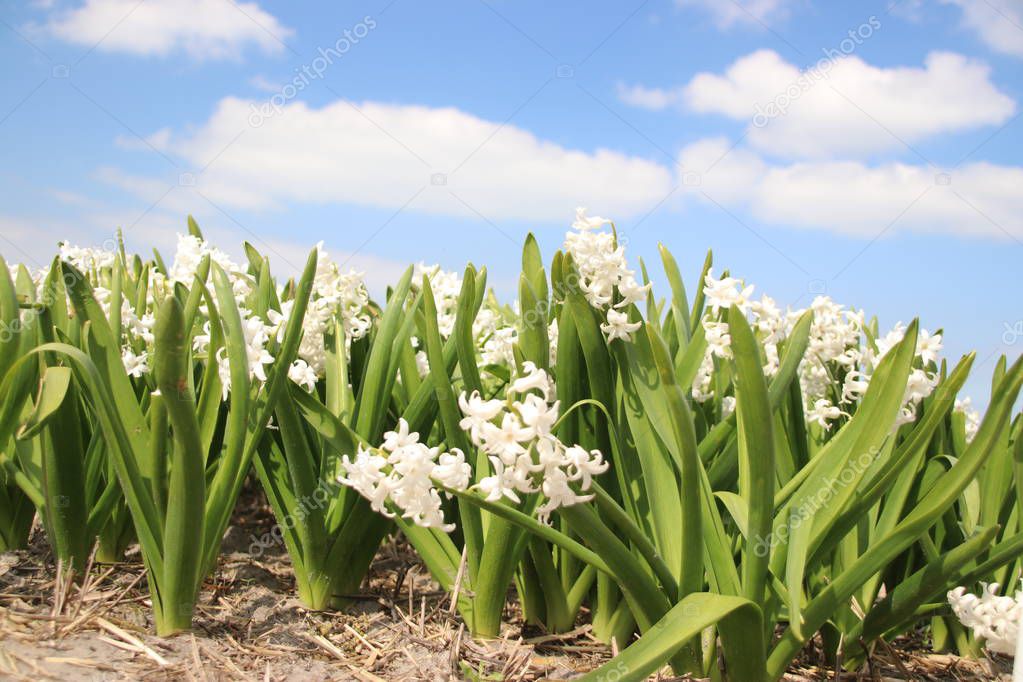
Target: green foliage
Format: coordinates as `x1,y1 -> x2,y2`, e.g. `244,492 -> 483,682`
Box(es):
0,219 -> 1018,682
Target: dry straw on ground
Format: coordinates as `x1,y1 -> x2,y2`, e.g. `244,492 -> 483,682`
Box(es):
0,490 -> 1013,681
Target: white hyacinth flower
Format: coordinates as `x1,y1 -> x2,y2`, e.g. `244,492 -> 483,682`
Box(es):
121,348 -> 149,378
948,583 -> 1022,657
563,208 -> 650,341
571,206 -> 611,231
458,361 -> 608,526
288,359 -> 318,392
702,268 -> 753,316
458,390 -> 505,441
509,361 -> 554,401
601,309 -> 641,342
337,421 -> 472,533
806,399 -> 847,430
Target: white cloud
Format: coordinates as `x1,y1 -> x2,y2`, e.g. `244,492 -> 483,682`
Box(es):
103,91 -> 1023,243
42,0 -> 293,59
943,0 -> 1023,57
615,82 -> 684,111
128,96 -> 675,223
676,0 -> 791,28
646,49 -> 1015,159
677,138 -> 767,204
680,137 -> 1023,239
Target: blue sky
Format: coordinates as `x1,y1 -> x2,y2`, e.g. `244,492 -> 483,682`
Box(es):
1,0 -> 1021,404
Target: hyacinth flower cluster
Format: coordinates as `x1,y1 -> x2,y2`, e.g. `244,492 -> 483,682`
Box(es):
62,232 -> 268,394
461,361 -> 609,521
411,261 -> 558,374
306,242 -> 374,347
338,360 -> 609,530
409,263 -> 458,376
58,231 -> 374,399
563,207 -> 649,342
690,267 -> 955,433
404,207 -> 651,384
174,232 -> 372,395
948,583 -> 1022,656
337,420 -> 471,532
59,239 -> 159,379
191,238 -> 373,396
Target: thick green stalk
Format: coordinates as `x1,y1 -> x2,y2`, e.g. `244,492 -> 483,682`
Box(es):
592,571 -> 619,642
472,516 -> 522,637
39,369 -> 90,572
591,484 -> 678,602
199,265 -> 251,572
527,537 -> 574,632
274,396 -> 330,609
728,305 -> 775,607
421,278 -> 482,585
146,394 -> 168,519
30,344 -> 166,583
643,325 -> 703,599
567,564 -> 597,617
560,504 -> 672,632
200,250 -> 316,576
561,494 -> 686,670
517,553 -> 548,627
153,296 -> 206,635
444,488 -> 612,574
643,325 -> 703,673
